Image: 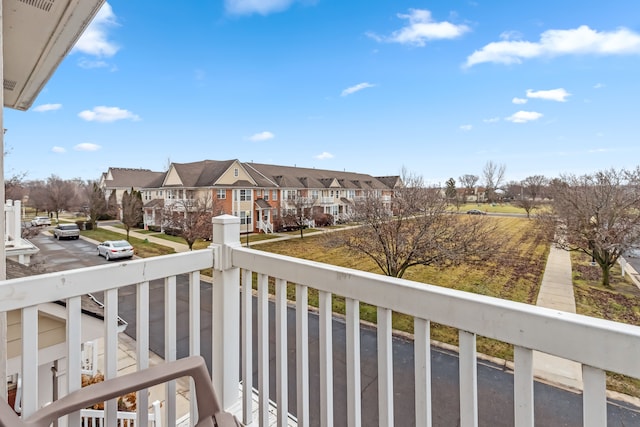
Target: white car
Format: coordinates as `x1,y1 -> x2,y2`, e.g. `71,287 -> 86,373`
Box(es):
97,240 -> 134,261
31,216 -> 52,226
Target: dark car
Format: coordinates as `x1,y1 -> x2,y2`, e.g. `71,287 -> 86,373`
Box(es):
467,209 -> 486,215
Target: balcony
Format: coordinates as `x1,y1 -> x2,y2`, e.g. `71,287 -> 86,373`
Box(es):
1,215 -> 640,426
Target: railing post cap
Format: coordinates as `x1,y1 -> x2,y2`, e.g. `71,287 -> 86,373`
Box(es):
212,214 -> 241,225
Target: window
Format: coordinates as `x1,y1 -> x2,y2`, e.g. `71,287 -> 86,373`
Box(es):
272,190 -> 278,201
234,168 -> 239,177
238,210 -> 252,225
257,190 -> 262,197
311,190 -> 319,199
217,189 -> 226,199
264,191 -> 269,201
239,189 -> 251,201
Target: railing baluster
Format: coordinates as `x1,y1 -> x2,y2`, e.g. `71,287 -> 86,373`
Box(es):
319,290 -> 334,427
258,273 -> 270,426
514,346 -> 534,427
414,318 -> 431,427
346,298 -> 361,427
165,275 -> 177,427
67,295 -> 82,426
276,278 -> 288,427
296,284 -> 310,427
21,306 -> 38,418
137,281 -> 150,427
189,271 -> 201,427
241,269 -> 253,425
583,365 -> 606,427
459,330 -> 478,427
104,288 -> 119,427
377,307 -> 393,427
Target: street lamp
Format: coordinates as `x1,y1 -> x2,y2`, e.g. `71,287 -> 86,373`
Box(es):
246,210 -> 250,247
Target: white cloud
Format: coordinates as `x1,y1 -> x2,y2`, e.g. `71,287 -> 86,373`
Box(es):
526,88 -> 570,102
465,25 -> 640,67
78,106 -> 141,123
505,111 -> 543,123
593,83 -> 605,89
74,143 -> 102,152
341,82 -> 376,97
73,2 -> 120,57
77,59 -> 109,69
51,146 -> 66,153
34,103 -> 62,112
367,9 -> 470,46
225,0 -> 296,15
248,131 -> 275,142
315,152 -> 334,160
483,117 -> 500,123
459,124 -> 473,131
512,97 -> 528,104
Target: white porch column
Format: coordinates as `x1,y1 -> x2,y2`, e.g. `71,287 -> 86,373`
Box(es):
0,0 -> 8,399
211,214 -> 241,410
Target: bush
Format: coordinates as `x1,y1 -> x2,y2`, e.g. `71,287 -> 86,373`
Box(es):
313,213 -> 334,227
75,220 -> 85,230
147,225 -> 162,232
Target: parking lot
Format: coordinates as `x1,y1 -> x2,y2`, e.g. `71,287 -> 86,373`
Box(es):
29,230 -> 111,271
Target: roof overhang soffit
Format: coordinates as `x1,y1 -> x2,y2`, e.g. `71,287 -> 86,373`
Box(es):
3,0 -> 105,111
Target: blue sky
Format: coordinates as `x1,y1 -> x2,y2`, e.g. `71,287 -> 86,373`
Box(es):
5,0 -> 640,185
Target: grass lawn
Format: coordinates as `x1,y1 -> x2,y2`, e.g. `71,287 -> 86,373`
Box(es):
81,228 -> 175,257
570,251 -> 640,395
452,202 -> 549,215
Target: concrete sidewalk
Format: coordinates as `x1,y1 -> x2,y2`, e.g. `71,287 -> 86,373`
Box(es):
532,245 -> 583,390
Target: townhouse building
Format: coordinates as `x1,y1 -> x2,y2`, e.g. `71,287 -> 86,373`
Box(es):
100,160 -> 400,233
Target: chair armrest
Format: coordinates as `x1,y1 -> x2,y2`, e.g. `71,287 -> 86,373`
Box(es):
24,356 -> 231,427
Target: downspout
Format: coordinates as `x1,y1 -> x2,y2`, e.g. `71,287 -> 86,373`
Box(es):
0,0 -> 7,400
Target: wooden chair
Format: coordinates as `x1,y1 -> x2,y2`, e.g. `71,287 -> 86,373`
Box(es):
0,356 -> 241,427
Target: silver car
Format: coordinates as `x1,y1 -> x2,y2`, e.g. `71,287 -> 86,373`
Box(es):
97,240 -> 134,261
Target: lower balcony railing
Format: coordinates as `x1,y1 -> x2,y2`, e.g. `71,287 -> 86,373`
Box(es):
0,214 -> 639,426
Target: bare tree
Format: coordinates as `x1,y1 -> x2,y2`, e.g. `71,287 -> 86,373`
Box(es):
5,172 -> 27,202
280,192 -> 318,238
25,180 -> 48,216
84,181 -> 107,229
458,174 -> 479,202
163,193 -> 218,250
46,175 -> 77,221
482,161 -> 506,203
121,188 -> 143,241
513,198 -> 537,218
106,190 -> 119,219
547,168 -> 640,287
522,175 -> 548,201
330,170 -> 502,278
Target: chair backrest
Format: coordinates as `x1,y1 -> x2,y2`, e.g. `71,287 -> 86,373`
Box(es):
0,356 -> 241,427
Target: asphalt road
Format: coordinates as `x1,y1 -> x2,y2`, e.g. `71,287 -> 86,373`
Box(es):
29,232 -> 640,426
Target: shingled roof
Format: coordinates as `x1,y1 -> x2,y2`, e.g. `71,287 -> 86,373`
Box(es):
105,168 -> 166,188
170,160 -> 237,187
244,163 -> 396,190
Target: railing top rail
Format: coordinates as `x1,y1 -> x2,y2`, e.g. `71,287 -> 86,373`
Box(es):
231,246 -> 640,378
0,249 -> 214,312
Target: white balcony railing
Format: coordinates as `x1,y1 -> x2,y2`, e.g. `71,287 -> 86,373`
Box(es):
1,214 -> 640,426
